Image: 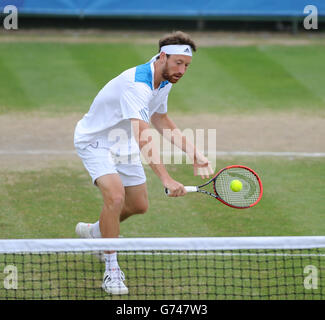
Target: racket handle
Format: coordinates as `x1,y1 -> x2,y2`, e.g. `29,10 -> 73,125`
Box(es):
164,186 -> 198,195
185,186 -> 199,192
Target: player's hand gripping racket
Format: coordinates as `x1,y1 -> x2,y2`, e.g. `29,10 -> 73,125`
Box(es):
165,165 -> 263,209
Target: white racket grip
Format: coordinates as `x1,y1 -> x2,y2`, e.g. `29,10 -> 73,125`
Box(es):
165,186 -> 198,195
184,186 -> 199,193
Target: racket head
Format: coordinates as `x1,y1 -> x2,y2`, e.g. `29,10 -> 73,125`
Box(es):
212,165 -> 263,209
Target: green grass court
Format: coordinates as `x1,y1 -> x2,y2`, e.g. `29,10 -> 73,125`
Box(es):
1,158 -> 325,239
0,42 -> 324,115
0,35 -> 324,299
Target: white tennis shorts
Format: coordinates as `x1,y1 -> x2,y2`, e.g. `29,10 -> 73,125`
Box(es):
76,143 -> 146,187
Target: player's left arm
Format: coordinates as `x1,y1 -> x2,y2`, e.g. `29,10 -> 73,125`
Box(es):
151,112 -> 213,179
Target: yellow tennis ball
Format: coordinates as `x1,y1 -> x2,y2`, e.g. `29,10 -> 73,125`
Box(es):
230,179 -> 242,192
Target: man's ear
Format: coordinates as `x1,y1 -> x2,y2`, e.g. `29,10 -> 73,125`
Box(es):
159,51 -> 167,63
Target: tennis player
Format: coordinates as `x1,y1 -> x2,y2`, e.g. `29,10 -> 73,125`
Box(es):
74,31 -> 213,295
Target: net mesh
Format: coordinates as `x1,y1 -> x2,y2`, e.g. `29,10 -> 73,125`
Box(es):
0,237 -> 324,300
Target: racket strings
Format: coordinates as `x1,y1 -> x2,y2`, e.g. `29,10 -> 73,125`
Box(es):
214,167 -> 261,208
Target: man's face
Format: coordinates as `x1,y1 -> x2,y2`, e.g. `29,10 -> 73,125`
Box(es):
162,54 -> 192,83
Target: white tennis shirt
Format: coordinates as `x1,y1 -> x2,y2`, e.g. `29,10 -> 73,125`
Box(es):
74,60 -> 172,154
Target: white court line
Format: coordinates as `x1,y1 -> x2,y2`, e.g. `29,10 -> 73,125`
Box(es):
15,251 -> 325,259
117,252 -> 325,258
214,151 -> 325,158
0,150 -> 76,155
0,150 -> 325,158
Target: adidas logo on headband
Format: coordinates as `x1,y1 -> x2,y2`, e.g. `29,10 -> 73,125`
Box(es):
184,48 -> 190,53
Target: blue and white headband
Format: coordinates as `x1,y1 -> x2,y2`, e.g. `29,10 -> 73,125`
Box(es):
160,44 -> 192,56
150,44 -> 193,62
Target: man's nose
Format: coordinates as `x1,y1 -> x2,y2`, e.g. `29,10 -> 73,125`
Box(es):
178,65 -> 186,75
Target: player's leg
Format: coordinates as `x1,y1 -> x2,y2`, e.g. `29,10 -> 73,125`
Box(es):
95,173 -> 128,295
120,182 -> 148,222
75,146 -> 122,239
86,143 -> 148,228
96,168 -> 147,295
77,182 -> 148,238
96,173 -> 125,239
74,145 -> 128,294
99,182 -> 147,295
74,146 -> 145,295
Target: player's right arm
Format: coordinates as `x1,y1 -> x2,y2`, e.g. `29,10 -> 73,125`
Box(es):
131,118 -> 186,197
120,83 -> 186,197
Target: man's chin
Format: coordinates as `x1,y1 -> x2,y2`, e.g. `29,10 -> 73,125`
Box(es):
162,74 -> 182,83
168,77 -> 181,83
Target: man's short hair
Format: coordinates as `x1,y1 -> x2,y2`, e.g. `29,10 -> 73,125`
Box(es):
158,31 -> 197,53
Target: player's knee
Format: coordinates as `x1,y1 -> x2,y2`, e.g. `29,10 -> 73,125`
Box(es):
104,192 -> 125,211
126,199 -> 148,215
112,195 -> 125,209
135,201 -> 148,214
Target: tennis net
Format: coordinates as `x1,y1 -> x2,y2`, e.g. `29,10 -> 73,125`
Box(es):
0,236 -> 324,300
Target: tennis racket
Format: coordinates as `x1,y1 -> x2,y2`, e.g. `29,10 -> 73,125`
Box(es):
165,165 -> 263,209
